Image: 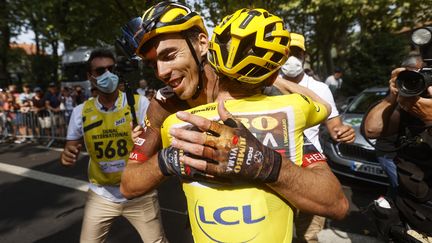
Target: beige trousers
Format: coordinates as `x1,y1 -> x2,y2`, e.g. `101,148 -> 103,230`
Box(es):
294,212 -> 326,243
80,189 -> 168,243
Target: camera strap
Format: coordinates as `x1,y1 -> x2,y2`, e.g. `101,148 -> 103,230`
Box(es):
124,79 -> 138,127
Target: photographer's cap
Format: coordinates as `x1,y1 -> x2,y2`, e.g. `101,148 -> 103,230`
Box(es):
290,33 -> 305,51
34,87 -> 42,92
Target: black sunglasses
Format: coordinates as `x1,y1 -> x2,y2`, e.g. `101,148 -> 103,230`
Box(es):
92,65 -> 115,76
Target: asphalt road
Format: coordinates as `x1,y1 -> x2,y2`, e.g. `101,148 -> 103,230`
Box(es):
0,142 -> 386,243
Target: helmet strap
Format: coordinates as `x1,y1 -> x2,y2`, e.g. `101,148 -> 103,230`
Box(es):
182,32 -> 204,100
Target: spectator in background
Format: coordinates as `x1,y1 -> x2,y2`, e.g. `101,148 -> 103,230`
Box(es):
0,88 -> 6,106
73,85 -> 87,105
16,83 -> 35,143
60,86 -> 76,125
18,83 -> 35,103
45,82 -> 63,137
3,93 -> 20,142
7,84 -> 20,101
32,87 -> 50,137
325,67 -> 343,97
136,79 -> 148,97
0,88 -> 7,141
90,87 -> 98,99
16,98 -> 32,143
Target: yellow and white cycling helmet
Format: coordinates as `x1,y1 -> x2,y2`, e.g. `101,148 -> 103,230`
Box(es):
208,8 -> 290,84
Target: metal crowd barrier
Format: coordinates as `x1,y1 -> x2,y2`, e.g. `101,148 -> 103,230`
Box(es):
0,109 -> 72,147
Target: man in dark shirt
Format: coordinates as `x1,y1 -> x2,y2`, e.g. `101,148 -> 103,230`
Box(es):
44,82 -> 63,136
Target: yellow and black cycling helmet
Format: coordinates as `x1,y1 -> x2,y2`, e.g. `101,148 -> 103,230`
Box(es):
208,8 -> 290,84
119,1 -> 207,58
118,1 -> 208,99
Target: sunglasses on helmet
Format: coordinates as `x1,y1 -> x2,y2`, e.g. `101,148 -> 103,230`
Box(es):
118,2 -> 193,59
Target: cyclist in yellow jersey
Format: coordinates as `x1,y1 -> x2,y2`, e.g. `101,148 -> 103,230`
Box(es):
117,3 -> 348,242
155,9 -> 345,242
161,96 -> 327,242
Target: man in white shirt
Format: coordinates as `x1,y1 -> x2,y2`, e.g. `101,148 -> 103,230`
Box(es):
273,33 -> 355,243
60,49 -> 167,243
325,67 -> 343,96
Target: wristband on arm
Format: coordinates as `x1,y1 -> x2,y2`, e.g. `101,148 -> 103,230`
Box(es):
158,146 -> 210,180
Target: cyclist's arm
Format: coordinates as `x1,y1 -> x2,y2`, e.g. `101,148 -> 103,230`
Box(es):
120,96 -> 188,199
268,159 -> 348,220
273,76 -> 331,117
120,126 -> 166,199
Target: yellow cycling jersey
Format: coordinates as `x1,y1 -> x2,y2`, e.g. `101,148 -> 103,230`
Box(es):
161,94 -> 328,243
82,92 -> 138,186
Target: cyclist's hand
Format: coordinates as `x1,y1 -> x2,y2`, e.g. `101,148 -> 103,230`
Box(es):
169,101 -> 282,183
157,146 -> 214,181
61,143 -> 82,167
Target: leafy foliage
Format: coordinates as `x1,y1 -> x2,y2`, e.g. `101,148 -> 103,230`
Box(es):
343,32 -> 409,95
1,0 -> 431,93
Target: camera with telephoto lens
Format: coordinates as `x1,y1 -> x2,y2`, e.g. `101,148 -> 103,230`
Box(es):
397,27 -> 432,97
116,55 -> 139,74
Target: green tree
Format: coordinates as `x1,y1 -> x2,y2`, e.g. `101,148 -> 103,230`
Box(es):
3,0 -> 432,92
0,0 -> 24,86
343,32 -> 409,95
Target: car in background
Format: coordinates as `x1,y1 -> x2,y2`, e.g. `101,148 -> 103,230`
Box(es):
320,87 -> 390,185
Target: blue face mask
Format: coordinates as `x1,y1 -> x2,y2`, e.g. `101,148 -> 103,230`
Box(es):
95,71 -> 119,94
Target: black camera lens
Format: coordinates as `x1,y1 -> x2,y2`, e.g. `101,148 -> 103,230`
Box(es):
401,77 -> 424,92
396,70 -> 427,97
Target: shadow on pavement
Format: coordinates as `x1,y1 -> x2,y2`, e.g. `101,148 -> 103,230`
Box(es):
326,175 -> 387,239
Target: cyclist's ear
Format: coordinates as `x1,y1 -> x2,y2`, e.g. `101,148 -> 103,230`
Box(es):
197,33 -> 209,58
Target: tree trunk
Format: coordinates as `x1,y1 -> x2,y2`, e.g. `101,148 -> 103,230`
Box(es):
51,39 -> 59,82
322,45 -> 333,77
0,0 -> 10,86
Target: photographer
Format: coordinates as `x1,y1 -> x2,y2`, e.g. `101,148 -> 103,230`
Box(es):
363,32 -> 432,241
370,54 -> 424,198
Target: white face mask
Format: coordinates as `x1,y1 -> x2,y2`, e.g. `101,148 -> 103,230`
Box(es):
281,56 -> 303,78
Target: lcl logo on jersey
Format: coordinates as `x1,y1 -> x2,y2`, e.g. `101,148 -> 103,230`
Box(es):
197,204 -> 265,225
194,202 -> 264,242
